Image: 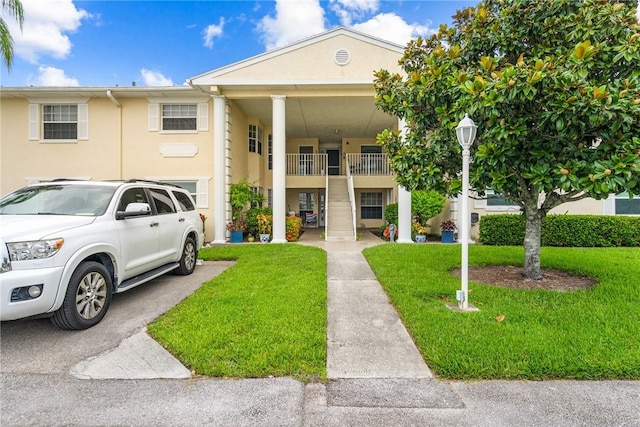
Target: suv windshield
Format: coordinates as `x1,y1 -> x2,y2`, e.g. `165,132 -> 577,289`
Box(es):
0,185 -> 117,216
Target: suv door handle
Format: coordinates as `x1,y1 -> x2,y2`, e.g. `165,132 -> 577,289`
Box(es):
150,222 -> 159,227
178,217 -> 185,222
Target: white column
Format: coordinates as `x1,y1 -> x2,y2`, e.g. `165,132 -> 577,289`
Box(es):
212,95 -> 227,244
271,95 -> 287,243
397,186 -> 413,243
397,118 -> 413,243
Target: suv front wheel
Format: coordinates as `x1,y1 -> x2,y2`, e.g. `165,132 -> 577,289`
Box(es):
51,261 -> 113,330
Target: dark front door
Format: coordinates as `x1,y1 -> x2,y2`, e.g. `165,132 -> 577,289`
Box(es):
327,149 -> 340,175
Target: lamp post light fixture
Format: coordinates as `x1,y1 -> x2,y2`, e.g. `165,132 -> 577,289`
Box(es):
455,113 -> 477,311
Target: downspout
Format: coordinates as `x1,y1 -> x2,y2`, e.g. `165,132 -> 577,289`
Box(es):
106,90 -> 123,179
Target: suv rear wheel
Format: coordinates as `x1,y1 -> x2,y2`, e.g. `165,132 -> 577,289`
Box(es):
174,236 -> 197,276
51,261 -> 113,330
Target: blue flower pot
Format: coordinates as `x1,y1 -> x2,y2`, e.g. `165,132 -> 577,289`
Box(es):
230,230 -> 243,243
415,235 -> 427,243
441,230 -> 455,243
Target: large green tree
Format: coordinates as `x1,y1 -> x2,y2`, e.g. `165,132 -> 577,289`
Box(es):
1,0 -> 24,70
374,0 -> 640,279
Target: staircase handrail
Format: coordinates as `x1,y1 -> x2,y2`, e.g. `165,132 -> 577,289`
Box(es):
345,157 -> 357,241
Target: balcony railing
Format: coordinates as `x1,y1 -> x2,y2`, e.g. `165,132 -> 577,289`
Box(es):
286,154 -> 327,176
346,153 -> 391,176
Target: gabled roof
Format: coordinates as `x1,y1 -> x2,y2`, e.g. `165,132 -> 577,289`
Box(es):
189,26 -> 404,87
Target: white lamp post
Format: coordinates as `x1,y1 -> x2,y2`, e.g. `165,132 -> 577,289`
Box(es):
455,114 -> 477,310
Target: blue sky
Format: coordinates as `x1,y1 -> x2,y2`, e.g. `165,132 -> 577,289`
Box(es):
0,0 -> 477,87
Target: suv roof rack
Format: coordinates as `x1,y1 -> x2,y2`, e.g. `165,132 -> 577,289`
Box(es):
124,179 -> 184,189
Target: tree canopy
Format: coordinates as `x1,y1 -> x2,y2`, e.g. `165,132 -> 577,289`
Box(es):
1,0 -> 24,70
374,0 -> 640,278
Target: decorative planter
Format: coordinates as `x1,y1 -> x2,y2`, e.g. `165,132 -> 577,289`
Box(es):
230,230 -> 243,243
259,233 -> 270,243
415,235 -> 427,243
441,230 -> 455,244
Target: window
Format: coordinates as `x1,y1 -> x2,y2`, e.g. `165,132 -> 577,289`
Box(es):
149,188 -> 176,215
361,145 -> 382,154
614,192 -> 640,215
486,190 -> 519,207
42,104 -> 77,140
267,189 -> 273,208
248,124 -> 263,154
172,191 -> 195,211
162,104 -> 197,131
360,192 -> 382,219
118,188 -> 149,211
268,134 -> 273,169
299,192 -> 315,211
251,187 -> 263,208
163,181 -> 197,203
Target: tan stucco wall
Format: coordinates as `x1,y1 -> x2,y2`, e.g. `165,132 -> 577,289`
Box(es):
0,97 -> 121,195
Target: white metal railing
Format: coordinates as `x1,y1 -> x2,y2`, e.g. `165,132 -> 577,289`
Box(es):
286,154 -> 327,176
346,153 -> 391,175
345,157 -> 357,241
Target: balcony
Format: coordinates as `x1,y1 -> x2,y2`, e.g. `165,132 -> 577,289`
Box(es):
286,154 -> 327,176
346,153 -> 391,176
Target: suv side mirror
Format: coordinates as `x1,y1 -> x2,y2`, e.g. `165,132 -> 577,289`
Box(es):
116,202 -> 152,220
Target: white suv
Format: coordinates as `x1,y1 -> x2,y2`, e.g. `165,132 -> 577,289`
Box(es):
0,180 -> 204,329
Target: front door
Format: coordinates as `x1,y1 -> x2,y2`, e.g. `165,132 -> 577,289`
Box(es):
327,149 -> 340,175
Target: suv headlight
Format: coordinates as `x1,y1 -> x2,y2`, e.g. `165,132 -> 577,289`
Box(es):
7,239 -> 64,261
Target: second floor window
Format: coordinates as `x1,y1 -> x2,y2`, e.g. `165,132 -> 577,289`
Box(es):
43,104 -> 77,140
248,124 -> 263,154
162,104 -> 197,131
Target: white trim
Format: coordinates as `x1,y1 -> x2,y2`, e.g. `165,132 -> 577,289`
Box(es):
77,103 -> 88,140
603,194 -> 616,215
26,97 -> 89,104
197,102 -> 209,131
145,96 -> 210,103
28,104 -> 39,140
148,103 -> 159,131
159,143 -> 199,157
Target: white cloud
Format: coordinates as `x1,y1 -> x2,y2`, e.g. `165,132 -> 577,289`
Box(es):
257,0 -> 326,50
2,0 -> 90,63
203,17 -> 225,49
34,66 -> 79,86
140,69 -> 174,87
352,13 -> 434,46
329,0 -> 379,26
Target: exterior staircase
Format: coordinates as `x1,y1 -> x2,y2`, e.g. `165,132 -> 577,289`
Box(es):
326,176 -> 355,241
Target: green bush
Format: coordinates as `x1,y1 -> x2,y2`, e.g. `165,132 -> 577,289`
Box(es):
246,207 -> 272,237
384,203 -> 398,225
479,214 -> 640,247
412,190 -> 445,224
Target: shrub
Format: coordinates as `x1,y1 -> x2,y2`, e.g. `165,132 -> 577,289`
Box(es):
246,207 -> 272,236
384,203 -> 398,225
412,190 -> 445,224
479,214 -> 640,247
286,216 -> 302,242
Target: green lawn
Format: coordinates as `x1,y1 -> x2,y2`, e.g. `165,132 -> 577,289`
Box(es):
147,244 -> 327,381
363,244 -> 640,380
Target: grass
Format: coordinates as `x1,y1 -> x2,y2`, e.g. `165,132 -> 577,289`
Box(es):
147,244 -> 327,381
363,244 -> 640,380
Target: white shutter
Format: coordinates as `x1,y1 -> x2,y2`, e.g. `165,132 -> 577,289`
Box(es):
603,195 -> 616,215
196,179 -> 209,208
197,102 -> 209,131
474,191 -> 487,209
148,103 -> 159,131
28,104 -> 39,140
77,103 -> 88,140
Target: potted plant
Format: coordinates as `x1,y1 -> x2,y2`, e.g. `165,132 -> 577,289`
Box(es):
414,222 -> 427,243
440,220 -> 457,244
228,180 -> 253,243
257,213 -> 272,243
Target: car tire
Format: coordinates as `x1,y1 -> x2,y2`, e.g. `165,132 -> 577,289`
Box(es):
51,261 -> 112,330
174,236 -> 197,276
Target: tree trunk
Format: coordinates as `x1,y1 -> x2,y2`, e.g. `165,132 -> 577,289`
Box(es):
523,208 -> 543,280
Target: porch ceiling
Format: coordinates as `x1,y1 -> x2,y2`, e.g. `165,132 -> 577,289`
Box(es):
232,96 -> 396,145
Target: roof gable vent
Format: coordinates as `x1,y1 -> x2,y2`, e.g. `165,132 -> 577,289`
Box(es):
334,49 -> 351,66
